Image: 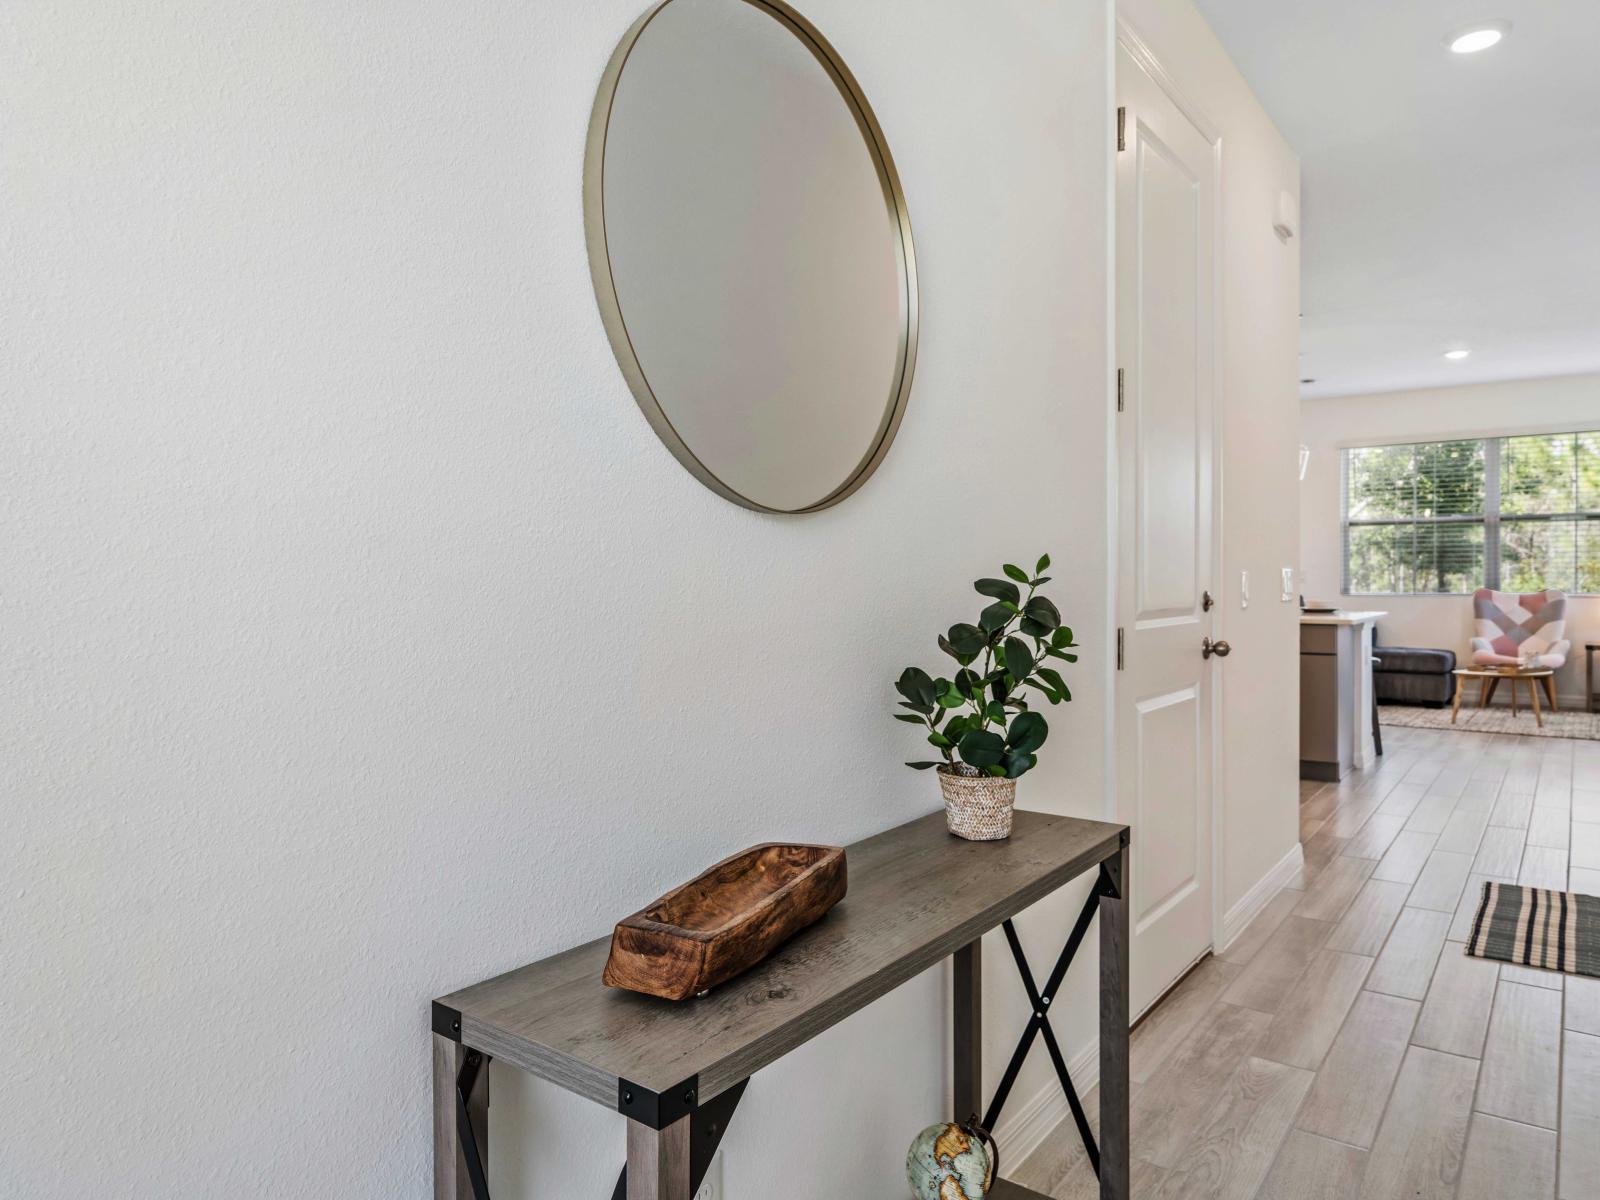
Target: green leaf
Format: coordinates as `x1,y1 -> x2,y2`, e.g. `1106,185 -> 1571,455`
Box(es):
944,714 -> 973,742
898,699 -> 934,715
1003,563 -> 1030,584
948,623 -> 988,656
1051,626 -> 1076,649
1020,596 -> 1061,636
1036,553 -> 1051,573
1030,576 -> 1052,587
1002,750 -> 1036,779
896,667 -> 937,710
955,668 -> 984,699
906,761 -> 942,770
928,732 -> 953,748
1026,678 -> 1061,703
1004,635 -> 1034,683
1045,648 -> 1078,663
1006,711 -> 1048,755
985,765 -> 1009,777
957,728 -> 1006,768
1037,667 -> 1071,704
894,713 -> 927,724
974,578 -> 1021,606
979,602 -> 1012,633
985,701 -> 1009,724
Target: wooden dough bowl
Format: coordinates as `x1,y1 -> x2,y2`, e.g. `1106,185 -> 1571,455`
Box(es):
602,843 -> 848,1001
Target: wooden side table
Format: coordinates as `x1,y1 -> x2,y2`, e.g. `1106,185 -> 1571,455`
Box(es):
1588,643 -> 1599,714
1452,666 -> 1557,728
430,809 -> 1132,1199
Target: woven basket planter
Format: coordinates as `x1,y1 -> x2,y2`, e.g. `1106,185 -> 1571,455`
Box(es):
937,766 -> 1016,841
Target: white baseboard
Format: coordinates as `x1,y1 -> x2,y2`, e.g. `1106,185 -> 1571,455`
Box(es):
1218,841 -> 1305,956
997,841 -> 1305,1168
993,1038 -> 1099,1168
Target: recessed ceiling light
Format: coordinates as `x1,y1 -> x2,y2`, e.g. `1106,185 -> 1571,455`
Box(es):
1448,20 -> 1510,54
1444,348 -> 1472,360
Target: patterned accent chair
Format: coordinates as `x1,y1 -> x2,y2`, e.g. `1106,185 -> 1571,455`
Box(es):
1471,588 -> 1570,669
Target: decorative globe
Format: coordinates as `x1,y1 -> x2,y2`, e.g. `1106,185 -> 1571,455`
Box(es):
906,1122 -> 993,1200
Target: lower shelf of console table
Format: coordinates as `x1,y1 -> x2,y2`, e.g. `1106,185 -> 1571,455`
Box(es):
430,807 -> 1131,1200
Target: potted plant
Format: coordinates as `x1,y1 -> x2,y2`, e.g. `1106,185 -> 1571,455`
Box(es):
894,555 -> 1077,840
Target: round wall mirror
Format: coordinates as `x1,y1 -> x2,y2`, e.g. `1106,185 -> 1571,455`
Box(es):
585,0 -> 918,514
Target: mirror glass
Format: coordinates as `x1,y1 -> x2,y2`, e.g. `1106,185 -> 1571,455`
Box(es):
587,0 -> 917,513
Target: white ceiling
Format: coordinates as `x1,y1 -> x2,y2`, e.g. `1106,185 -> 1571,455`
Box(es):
1191,0 -> 1600,399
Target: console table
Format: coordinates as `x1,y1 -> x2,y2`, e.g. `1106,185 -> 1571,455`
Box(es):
431,808 -> 1131,1199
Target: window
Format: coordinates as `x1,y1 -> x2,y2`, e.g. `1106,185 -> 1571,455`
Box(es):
1342,429 -> 1600,595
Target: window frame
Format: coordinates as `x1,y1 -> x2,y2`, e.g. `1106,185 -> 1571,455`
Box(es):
1340,431 -> 1600,597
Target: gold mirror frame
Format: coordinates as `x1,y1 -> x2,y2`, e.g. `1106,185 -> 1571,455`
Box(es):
583,0 -> 919,514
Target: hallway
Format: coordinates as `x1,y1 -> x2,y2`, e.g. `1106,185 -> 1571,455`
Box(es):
1018,723 -> 1600,1198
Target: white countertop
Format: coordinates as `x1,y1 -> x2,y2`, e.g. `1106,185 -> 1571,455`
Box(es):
1299,610 -> 1386,626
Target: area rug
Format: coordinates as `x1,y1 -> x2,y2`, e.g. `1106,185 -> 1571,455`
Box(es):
1379,703 -> 1600,741
1465,881 -> 1600,978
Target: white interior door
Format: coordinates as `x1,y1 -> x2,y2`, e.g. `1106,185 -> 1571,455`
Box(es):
1114,43 -> 1218,1018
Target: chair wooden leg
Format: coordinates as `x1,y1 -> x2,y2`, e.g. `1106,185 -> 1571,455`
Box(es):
1530,677 -> 1544,727
1510,678 -> 1519,716
1543,675 -> 1559,712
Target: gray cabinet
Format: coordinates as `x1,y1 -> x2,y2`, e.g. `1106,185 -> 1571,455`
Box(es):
1301,622 -> 1355,782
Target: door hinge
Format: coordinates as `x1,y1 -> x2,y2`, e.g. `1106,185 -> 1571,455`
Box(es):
1116,627 -> 1125,671
1116,367 -> 1124,412
1116,107 -> 1126,152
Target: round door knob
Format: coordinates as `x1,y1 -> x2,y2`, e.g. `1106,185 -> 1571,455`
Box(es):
1203,637 -> 1231,659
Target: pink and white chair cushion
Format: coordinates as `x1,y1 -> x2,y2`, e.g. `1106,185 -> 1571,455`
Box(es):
1470,588 -> 1570,669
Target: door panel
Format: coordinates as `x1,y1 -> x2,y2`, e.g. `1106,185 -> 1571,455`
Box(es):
1135,133 -> 1201,621
1134,687 -> 1201,932
1116,42 -> 1218,1017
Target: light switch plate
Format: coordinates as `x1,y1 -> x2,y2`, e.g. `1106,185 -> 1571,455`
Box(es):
1240,569 -> 1249,609
1281,567 -> 1294,602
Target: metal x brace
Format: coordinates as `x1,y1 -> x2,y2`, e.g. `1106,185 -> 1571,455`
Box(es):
980,864 -> 1117,1176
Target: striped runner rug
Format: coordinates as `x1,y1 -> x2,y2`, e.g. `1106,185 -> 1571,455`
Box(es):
1466,881 -> 1600,978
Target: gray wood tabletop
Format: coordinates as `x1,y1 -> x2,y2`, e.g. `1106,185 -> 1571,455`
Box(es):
435,807 -> 1127,1108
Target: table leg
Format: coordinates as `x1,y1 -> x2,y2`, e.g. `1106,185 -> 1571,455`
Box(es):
1452,683 -> 1464,724
627,1116 -> 692,1200
1544,675 -> 1559,713
1530,676 -> 1544,727
1098,843 -> 1130,1200
1589,649 -> 1595,715
953,939 -> 982,1123
433,1035 -> 489,1200
1478,678 -> 1491,708
1510,677 -> 1519,716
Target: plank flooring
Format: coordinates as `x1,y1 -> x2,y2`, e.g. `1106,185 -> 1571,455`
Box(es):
1019,723 -> 1600,1199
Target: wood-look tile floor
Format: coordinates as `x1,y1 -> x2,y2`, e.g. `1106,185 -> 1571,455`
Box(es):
1014,724 -> 1600,1200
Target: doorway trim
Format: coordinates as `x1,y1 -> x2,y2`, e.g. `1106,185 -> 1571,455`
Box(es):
1113,15 -> 1230,968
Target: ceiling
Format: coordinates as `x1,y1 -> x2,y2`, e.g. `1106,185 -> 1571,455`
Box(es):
1191,0 -> 1600,399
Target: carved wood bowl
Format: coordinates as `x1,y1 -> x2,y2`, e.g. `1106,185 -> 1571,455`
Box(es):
602,843 -> 848,1001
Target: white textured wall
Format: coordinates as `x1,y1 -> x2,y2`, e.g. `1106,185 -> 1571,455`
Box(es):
1,1 -> 1112,1195
1116,0 -> 1304,919
1302,373 -> 1600,706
